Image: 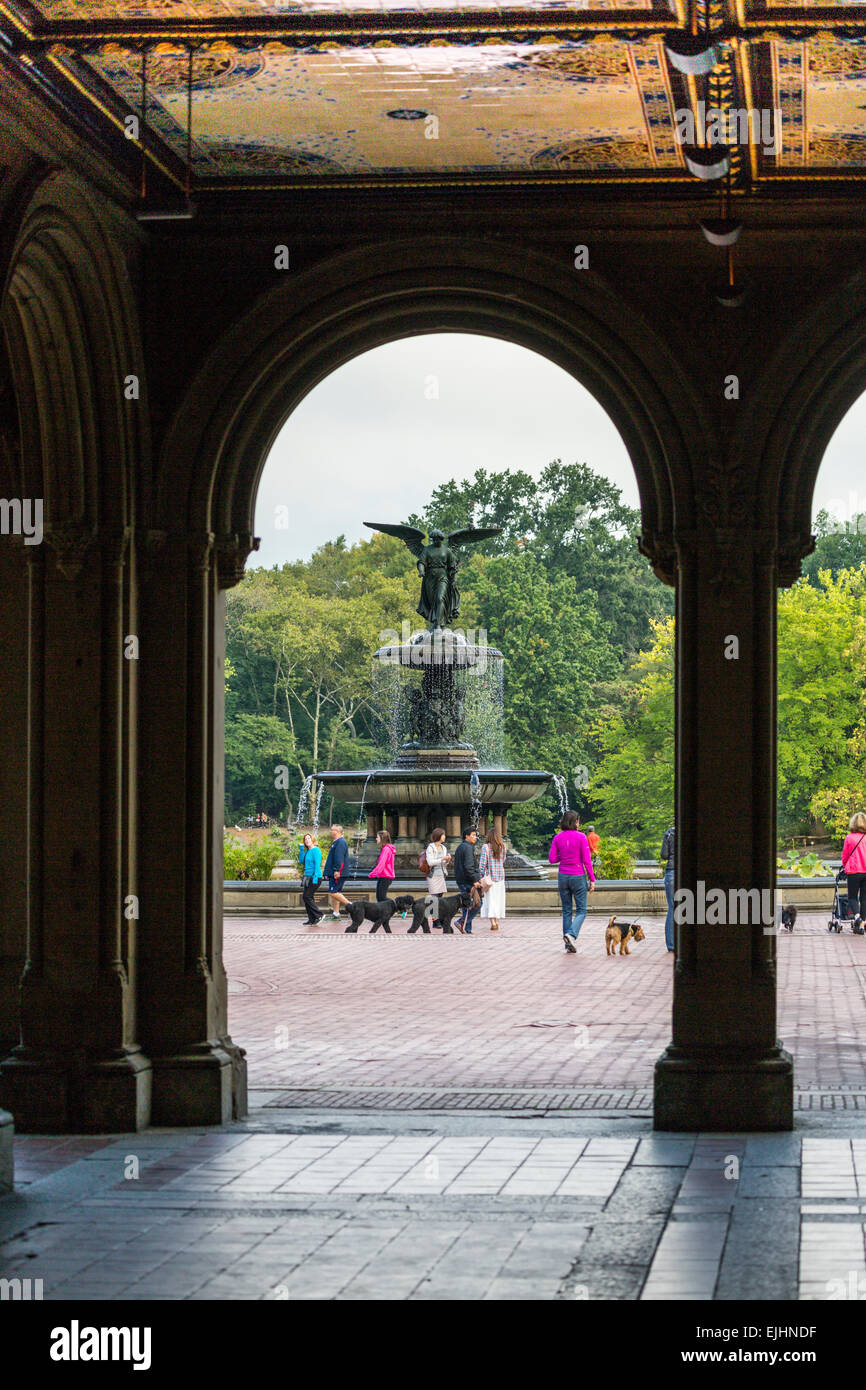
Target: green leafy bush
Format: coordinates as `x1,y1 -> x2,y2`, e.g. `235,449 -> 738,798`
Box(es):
595,837 -> 636,880
224,835 -> 283,881
776,849 -> 834,878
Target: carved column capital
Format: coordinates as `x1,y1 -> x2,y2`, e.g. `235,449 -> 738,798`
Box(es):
777,533 -> 816,588
215,532 -> 260,589
188,532 -> 216,574
43,523 -> 97,580
638,531 -> 676,587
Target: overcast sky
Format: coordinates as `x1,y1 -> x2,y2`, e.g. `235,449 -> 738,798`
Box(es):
252,333 -> 864,567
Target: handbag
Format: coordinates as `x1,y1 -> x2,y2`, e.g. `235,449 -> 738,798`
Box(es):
418,852 -> 431,875
479,875 -> 493,891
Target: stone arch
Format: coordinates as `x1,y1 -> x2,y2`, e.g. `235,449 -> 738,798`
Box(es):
733,270 -> 866,582
158,237 -> 712,582
1,169 -> 150,534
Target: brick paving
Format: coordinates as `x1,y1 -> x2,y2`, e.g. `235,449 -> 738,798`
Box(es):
3,909 -> 866,1302
223,910 -> 866,1096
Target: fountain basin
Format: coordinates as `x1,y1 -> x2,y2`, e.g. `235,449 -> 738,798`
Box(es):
316,768 -> 552,806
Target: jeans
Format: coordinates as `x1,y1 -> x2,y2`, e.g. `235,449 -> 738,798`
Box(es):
457,883 -> 480,933
664,867 -> 675,950
558,872 -> 587,939
375,878 -> 393,903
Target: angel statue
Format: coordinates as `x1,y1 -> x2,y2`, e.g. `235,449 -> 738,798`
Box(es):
363,522 -> 502,630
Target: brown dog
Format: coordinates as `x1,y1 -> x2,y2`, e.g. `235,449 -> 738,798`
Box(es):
605,917 -> 646,956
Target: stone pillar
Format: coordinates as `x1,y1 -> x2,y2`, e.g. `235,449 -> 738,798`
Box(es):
654,530 -> 793,1130
0,1108 -> 12,1193
447,813 -> 461,838
0,529 -> 151,1131
493,809 -> 504,838
135,532 -> 249,1126
0,538 -> 28,1055
408,815 -> 418,839
398,813 -> 409,839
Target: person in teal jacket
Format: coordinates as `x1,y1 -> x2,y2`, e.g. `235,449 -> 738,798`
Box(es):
299,833 -> 324,924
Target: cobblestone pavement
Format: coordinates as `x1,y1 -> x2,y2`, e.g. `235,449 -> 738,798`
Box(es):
5,1117 -> 866,1300
223,910 -> 866,1097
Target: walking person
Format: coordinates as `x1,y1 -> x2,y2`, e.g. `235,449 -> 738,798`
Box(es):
478,826 -> 507,931
298,832 -> 323,925
549,810 -> 595,953
322,823 -> 351,921
368,829 -> 396,902
843,811 -> 866,931
453,825 -> 481,934
661,823 -> 676,953
585,824 -> 601,858
423,827 -> 450,928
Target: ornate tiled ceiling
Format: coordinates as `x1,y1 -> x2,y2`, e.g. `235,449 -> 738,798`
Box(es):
2,0 -> 866,189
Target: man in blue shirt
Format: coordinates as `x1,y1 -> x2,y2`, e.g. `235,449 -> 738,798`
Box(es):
323,824 -> 351,921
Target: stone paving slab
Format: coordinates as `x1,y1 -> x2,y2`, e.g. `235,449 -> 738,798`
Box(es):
6,1117 -> 866,1301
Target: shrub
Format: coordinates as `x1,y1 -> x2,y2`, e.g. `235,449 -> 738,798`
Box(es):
223,835 -> 283,881
595,836 -> 636,880
776,849 -> 834,878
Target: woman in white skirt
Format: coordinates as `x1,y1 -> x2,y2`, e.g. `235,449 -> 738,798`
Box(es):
425,827 -> 451,927
478,826 -> 506,931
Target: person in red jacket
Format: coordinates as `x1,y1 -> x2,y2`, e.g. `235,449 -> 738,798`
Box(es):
842,811 -> 866,930
368,830 -> 396,903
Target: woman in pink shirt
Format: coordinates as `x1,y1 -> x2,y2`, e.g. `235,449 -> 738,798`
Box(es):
549,810 -> 595,954
368,830 -> 396,903
842,811 -> 866,930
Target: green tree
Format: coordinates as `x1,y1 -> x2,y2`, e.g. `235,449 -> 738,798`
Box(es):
778,566 -> 866,835
802,510 -> 866,586
469,550 -> 616,850
589,617 -> 675,857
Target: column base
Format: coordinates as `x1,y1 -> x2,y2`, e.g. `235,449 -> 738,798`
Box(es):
654,1044 -> 794,1132
0,1047 -> 152,1133
0,1108 -> 13,1193
150,1038 -> 247,1127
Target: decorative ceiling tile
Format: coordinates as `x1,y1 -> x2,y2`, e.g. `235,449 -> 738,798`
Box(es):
81,37 -> 682,176
772,35 -> 866,168
18,0 -> 656,17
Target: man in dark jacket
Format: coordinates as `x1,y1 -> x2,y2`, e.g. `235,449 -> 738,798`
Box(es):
661,825 -> 675,952
323,823 -> 351,921
454,826 -> 481,934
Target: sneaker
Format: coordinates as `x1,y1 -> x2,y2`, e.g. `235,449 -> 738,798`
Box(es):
564,936 -> 577,954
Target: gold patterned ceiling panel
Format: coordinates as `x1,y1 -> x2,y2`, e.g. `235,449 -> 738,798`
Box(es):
771,35 -> 866,168
81,38 -> 682,176
9,0 -> 657,17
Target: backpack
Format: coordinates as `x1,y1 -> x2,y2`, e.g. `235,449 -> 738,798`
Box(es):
418,852 -> 431,875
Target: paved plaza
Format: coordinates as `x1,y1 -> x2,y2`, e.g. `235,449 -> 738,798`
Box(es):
3,910 -> 866,1302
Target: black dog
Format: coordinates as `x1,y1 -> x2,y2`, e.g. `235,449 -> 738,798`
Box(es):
779,903 -> 797,933
343,898 -> 397,934
402,889 -> 482,934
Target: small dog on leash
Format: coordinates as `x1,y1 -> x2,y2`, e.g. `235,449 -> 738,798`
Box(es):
605,917 -> 646,956
342,898 -> 397,934
778,903 -> 797,933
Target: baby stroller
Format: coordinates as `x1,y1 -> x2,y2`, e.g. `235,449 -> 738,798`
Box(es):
829,869 -> 864,934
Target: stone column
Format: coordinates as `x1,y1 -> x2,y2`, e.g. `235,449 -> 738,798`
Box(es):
0,528 -> 151,1131
135,532 -> 250,1126
0,537 -> 29,1054
654,529 -> 793,1130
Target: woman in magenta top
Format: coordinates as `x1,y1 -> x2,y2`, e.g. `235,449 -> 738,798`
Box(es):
842,811 -> 866,930
549,810 -> 595,953
368,830 -> 396,903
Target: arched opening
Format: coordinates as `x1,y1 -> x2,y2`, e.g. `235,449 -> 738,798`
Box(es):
219,329 -> 678,1110
775,390 -> 866,1103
